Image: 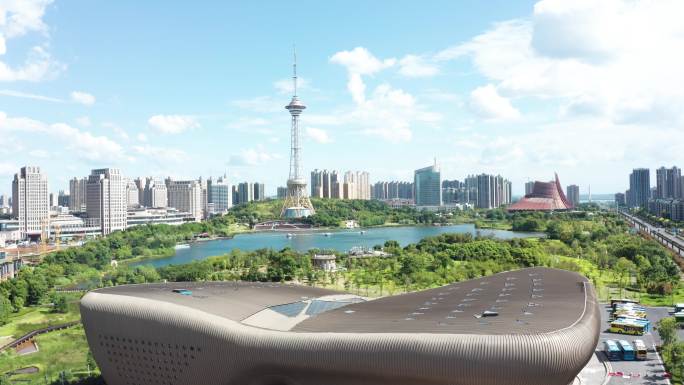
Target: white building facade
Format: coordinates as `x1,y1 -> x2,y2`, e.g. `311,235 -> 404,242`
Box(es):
12,166 -> 49,239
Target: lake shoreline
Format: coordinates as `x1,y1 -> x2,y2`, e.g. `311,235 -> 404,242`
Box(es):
129,223 -> 545,268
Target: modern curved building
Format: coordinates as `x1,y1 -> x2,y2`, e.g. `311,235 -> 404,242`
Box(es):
509,173 -> 574,211
80,267 -> 600,385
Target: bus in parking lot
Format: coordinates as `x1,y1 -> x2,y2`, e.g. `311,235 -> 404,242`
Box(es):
604,340 -> 621,361
609,319 -> 647,335
633,339 -> 647,360
618,340 -> 635,361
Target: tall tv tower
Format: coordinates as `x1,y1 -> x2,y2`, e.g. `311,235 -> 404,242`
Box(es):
281,47 -> 315,218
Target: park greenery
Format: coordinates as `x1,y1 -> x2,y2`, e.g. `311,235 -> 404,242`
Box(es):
0,200 -> 683,383
658,317 -> 684,384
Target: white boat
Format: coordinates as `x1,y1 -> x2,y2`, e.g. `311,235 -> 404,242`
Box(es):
174,244 -> 191,250
359,231 -> 366,234
323,233 -> 332,237
286,233 -> 294,238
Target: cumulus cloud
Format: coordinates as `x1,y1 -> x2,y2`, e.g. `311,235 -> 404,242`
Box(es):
148,114 -> 199,134
330,47 -> 396,75
437,0 -> 684,125
70,91 -> 95,106
305,127 -> 332,143
0,112 -> 124,161
469,84 -> 520,120
330,47 -> 440,142
331,47 -> 396,105
398,55 -> 439,77
0,1 -> 63,82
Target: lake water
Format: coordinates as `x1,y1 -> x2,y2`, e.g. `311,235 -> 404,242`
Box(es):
131,224 -> 543,268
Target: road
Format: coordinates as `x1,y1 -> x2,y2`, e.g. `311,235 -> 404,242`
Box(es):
596,304 -> 672,385
619,211 -> 684,258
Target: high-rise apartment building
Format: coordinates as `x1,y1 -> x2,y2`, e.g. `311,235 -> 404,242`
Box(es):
525,181 -> 535,196
615,192 -> 626,207
311,170 -> 325,198
69,177 -> 88,212
414,163 -> 441,206
86,168 -> 127,235
141,178 -> 168,208
58,190 -> 70,207
126,179 -> 139,207
277,186 -> 287,199
167,179 -> 203,222
656,166 -> 681,199
628,168 -> 650,208
0,194 -> 8,208
341,171 -> 370,200
475,174 -> 512,209
253,183 -> 266,201
237,182 -> 254,205
12,166 -> 49,239
199,177 -> 209,219
210,177 -> 232,213
566,185 -> 580,208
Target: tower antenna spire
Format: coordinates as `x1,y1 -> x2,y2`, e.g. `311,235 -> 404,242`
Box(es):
293,45 -> 297,97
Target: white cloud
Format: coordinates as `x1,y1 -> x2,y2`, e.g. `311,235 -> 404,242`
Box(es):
0,88 -> 63,102
330,47 -> 396,75
0,111 -> 124,161
437,0 -> 684,125
331,47 -> 396,105
398,55 -> 439,77
148,114 -> 199,134
136,133 -> 147,142
0,1 -> 63,82
305,127 -> 332,143
469,84 -> 520,120
0,46 -> 63,82
330,47 -> 440,143
70,91 -> 95,106
228,146 -> 280,166
0,0 -> 53,39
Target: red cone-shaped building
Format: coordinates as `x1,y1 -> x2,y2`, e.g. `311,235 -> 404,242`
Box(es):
508,173 -> 573,211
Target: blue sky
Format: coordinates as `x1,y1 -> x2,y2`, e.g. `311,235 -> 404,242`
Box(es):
1,0 -> 683,196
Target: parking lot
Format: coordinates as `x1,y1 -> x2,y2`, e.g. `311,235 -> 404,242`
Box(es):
593,304 -> 672,384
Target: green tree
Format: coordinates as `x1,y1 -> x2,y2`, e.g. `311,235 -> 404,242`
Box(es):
0,296 -> 11,325
659,317 -> 678,349
52,294 -> 69,313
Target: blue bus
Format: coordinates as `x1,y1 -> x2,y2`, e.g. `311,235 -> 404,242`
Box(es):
618,340 -> 635,360
604,340 -> 621,361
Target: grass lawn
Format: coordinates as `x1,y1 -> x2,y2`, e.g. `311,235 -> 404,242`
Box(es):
0,325 -> 95,383
0,295 -> 81,338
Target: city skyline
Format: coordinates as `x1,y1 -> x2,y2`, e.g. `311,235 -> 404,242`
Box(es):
1,1 -> 684,195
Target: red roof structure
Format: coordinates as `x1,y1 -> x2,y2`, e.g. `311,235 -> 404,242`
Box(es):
508,173 -> 573,211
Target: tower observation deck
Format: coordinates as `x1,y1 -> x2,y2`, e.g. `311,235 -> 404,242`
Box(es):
281,48 -> 315,218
